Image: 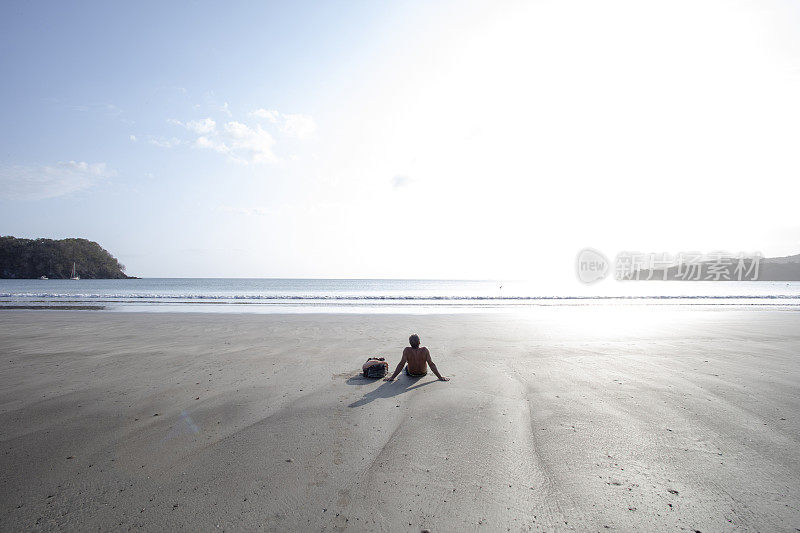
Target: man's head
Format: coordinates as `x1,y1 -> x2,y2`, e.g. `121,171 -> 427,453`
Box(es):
409,334 -> 420,348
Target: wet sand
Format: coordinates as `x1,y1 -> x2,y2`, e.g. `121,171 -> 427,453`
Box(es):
1,308 -> 798,531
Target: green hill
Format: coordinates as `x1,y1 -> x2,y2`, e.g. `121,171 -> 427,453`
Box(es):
0,236 -> 133,279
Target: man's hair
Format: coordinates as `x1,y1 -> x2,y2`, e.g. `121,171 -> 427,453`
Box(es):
409,334 -> 420,348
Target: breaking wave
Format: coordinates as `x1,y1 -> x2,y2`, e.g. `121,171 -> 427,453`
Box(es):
2,293 -> 799,301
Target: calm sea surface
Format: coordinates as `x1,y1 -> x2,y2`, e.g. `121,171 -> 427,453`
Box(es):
1,278 -> 799,313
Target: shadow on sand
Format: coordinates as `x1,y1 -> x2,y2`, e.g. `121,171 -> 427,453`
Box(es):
346,373 -> 438,408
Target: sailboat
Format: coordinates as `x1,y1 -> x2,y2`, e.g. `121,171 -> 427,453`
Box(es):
70,262 -> 80,280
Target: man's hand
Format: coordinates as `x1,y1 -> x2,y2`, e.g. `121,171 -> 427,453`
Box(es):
385,354 -> 406,383
438,376 -> 450,381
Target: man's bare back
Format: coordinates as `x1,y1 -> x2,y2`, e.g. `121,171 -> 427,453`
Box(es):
404,346 -> 430,375
384,334 -> 449,382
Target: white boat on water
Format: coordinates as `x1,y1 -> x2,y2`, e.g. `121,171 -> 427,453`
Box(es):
70,262 -> 80,280
39,275 -> 48,280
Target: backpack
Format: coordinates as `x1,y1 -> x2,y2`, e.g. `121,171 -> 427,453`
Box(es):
362,357 -> 389,378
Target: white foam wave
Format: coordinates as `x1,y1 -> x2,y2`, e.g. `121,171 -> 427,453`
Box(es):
1,293 -> 799,301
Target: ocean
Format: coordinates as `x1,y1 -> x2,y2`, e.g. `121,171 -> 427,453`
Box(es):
1,278 -> 800,313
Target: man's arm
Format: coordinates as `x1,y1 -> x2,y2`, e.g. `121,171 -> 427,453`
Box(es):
425,349 -> 449,381
384,349 -> 408,381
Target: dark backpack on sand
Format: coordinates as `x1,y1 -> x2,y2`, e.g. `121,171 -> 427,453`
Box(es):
362,357 -> 389,378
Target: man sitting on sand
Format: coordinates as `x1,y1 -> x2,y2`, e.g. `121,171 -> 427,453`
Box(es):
384,334 -> 450,382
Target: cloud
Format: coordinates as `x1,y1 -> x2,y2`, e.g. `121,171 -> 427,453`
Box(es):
129,134 -> 137,142
185,122 -> 276,164
63,161 -> 110,175
169,116 -> 275,164
252,108 -> 280,123
252,109 -> 317,139
391,174 -> 413,188
149,136 -> 183,148
280,113 -> 316,139
222,122 -> 277,164
161,106 -> 313,164
168,117 -> 216,134
0,161 -> 115,200
195,135 -> 229,154
186,118 -> 216,134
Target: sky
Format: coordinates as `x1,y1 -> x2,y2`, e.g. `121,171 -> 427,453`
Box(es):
1,0 -> 800,279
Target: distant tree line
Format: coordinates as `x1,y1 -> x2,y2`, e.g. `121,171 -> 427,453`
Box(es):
0,236 -> 133,279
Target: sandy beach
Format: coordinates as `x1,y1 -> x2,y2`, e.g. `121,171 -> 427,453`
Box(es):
1,307 -> 798,532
